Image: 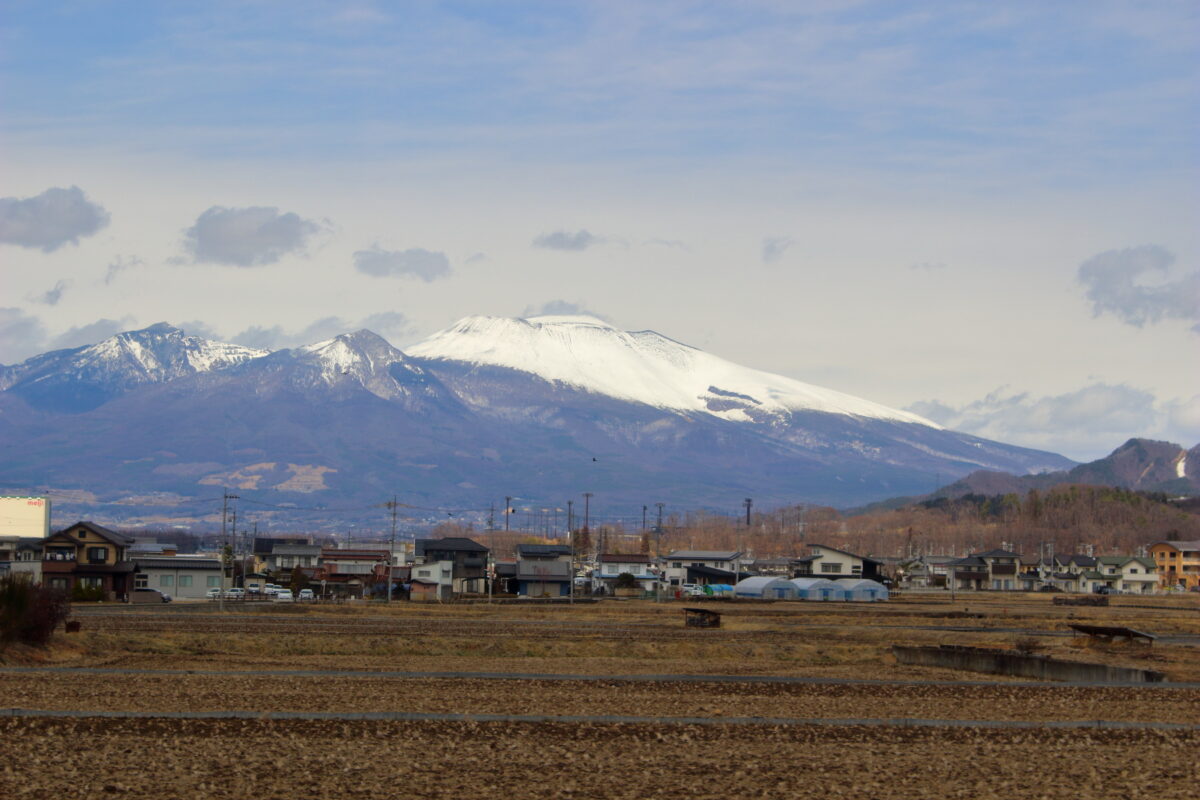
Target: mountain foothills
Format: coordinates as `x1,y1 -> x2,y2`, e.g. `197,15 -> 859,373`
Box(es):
0,316 -> 1081,528
924,438 -> 1200,501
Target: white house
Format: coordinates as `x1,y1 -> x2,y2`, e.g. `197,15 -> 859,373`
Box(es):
663,550 -> 742,587
797,544 -> 884,581
594,553 -> 658,594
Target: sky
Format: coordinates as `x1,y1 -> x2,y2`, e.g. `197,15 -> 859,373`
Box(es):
1,0 -> 1197,462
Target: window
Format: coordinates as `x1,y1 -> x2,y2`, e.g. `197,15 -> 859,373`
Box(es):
417,569 -> 431,577
134,574 -> 148,589
207,576 -> 221,587
179,575 -> 193,588
160,575 -> 174,587
79,577 -> 102,589
87,547 -> 108,563
672,562 -> 682,568
49,577 -> 68,590
824,563 -> 842,573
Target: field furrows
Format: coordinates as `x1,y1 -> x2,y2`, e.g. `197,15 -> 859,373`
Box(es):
1,717 -> 1195,800
3,673 -> 1196,724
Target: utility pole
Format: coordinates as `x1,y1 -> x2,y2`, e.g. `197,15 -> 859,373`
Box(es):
387,494 -> 398,604
655,502 -> 665,603
505,496 -> 512,531
583,492 -> 593,558
219,490 -> 238,612
744,497 -> 752,527
230,507 -> 238,588
567,500 -> 574,535
642,505 -> 648,531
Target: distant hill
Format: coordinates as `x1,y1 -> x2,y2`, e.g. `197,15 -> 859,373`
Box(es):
849,438 -> 1199,516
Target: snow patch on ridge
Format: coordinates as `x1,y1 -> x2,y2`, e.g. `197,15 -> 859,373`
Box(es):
408,315 -> 940,428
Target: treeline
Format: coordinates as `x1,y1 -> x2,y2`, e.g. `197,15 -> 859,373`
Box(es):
438,486 -> 1199,562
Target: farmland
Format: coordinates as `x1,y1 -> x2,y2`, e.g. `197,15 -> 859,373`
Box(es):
2,593 -> 1198,798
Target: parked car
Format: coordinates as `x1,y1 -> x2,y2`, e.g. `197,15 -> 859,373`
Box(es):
205,587 -> 221,599
273,589 -> 295,602
130,588 -> 171,604
246,582 -> 262,595
1094,586 -> 1114,595
263,585 -> 281,597
1036,585 -> 1062,593
224,587 -> 246,599
297,588 -> 315,601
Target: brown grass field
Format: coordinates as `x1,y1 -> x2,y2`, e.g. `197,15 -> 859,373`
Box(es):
1,592 -> 1197,798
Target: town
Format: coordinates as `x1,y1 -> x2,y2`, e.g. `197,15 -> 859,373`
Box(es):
3,512 -> 1194,603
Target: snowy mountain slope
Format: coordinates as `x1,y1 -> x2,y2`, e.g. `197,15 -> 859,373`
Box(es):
408,315 -> 937,427
0,316 -> 1079,525
0,323 -> 267,412
223,329 -> 464,412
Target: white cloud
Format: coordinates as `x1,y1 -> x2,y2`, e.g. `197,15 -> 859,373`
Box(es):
231,316 -> 354,350
353,246 -> 451,281
228,311 -> 410,350
183,206 -> 322,267
360,311 -> 412,342
1077,245 -> 1200,331
104,255 -> 144,285
761,237 -> 794,264
521,300 -> 610,321
49,317 -> 137,351
36,280 -> 69,306
0,308 -> 47,364
908,383 -> 1197,461
0,186 -> 110,252
533,230 -> 601,251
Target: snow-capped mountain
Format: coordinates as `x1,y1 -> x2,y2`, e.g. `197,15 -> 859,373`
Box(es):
0,322 -> 266,412
0,315 -> 1079,526
229,329 -> 458,409
409,315 -> 935,426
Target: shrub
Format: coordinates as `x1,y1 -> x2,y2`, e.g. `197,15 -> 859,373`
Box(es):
70,583 -> 106,602
0,576 -> 72,647
614,572 -> 638,589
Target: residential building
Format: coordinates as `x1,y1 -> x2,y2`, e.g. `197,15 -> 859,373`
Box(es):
897,555 -> 957,589
132,556 -> 222,600
663,550 -> 742,587
265,543 -> 323,573
594,553 -> 658,594
409,559 -> 454,601
947,549 -> 1021,591
1095,556 -> 1159,594
515,544 -> 572,597
316,548 -> 390,597
41,521 -> 137,600
795,544 -> 883,581
415,537 -> 489,594
0,536 -> 42,582
1150,540 -> 1200,590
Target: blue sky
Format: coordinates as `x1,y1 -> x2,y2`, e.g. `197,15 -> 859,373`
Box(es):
1,1 -> 1198,460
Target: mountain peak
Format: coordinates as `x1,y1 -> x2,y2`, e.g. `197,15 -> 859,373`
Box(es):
409,314 -> 937,427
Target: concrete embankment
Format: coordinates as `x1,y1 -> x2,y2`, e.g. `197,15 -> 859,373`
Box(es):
892,645 -> 1166,684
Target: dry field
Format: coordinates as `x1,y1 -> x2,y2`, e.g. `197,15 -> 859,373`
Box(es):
1,593 -> 1197,798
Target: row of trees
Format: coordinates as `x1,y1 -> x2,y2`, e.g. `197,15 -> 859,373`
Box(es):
429,485 -> 1198,561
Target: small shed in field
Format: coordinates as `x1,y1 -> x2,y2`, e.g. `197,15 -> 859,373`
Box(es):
734,576 -> 796,600
837,578 -> 889,602
789,577 -> 846,601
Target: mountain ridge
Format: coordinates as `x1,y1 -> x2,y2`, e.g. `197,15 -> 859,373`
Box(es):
0,316 -> 1077,527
